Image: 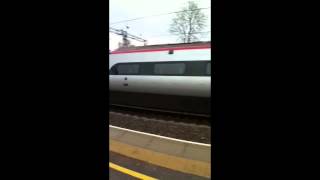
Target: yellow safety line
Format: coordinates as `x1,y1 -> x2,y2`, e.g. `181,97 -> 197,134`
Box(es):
110,139 -> 211,178
109,162 -> 158,180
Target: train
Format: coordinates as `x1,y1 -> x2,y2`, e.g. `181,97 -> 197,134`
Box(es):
109,41 -> 211,115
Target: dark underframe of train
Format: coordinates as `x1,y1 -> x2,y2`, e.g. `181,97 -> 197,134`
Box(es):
110,91 -> 211,116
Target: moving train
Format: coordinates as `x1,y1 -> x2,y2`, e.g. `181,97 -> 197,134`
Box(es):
109,41 -> 211,115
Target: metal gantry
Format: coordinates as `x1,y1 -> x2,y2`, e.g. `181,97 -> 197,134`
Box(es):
109,27 -> 147,48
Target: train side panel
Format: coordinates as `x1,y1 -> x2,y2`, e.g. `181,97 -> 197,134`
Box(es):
109,48 -> 211,115
109,91 -> 211,114
110,76 -> 210,97
109,48 -> 211,68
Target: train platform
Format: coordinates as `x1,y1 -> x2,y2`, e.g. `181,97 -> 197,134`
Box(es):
109,151 -> 208,180
109,125 -> 211,179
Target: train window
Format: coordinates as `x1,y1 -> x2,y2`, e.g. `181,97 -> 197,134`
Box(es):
116,64 -> 140,75
185,61 -> 207,76
139,63 -> 154,75
154,63 -> 186,75
109,65 -> 118,75
206,62 -> 211,75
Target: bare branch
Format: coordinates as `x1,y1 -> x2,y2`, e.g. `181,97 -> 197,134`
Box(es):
169,1 -> 207,43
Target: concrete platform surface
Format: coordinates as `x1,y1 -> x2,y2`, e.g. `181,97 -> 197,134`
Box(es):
110,151 -> 209,180
110,125 -> 211,178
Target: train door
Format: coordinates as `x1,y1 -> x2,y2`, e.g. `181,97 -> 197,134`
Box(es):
109,63 -> 139,92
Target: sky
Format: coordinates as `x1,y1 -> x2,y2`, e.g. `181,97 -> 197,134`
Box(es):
109,0 -> 211,51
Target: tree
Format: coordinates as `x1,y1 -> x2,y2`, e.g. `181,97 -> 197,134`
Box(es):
169,1 -> 207,43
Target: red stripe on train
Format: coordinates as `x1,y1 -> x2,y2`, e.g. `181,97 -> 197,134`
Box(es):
110,45 -> 211,54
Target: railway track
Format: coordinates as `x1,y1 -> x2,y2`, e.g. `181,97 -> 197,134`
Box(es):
109,104 -> 211,126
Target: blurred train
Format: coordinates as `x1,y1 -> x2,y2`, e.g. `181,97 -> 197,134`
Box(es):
109,41 -> 211,115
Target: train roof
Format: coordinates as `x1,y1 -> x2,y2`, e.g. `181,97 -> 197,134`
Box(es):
110,41 -> 211,54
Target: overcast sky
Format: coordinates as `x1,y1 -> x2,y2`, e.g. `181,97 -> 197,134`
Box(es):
109,0 -> 211,50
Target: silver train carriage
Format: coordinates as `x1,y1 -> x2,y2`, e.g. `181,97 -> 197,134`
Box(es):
109,42 -> 211,115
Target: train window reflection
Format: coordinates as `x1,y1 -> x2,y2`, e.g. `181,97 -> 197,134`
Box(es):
206,62 -> 211,75
117,64 -> 139,75
154,63 -> 186,75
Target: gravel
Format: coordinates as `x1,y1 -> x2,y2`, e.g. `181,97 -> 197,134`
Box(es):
109,111 -> 211,144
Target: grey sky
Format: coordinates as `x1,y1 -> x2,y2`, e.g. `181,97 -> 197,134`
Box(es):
109,0 -> 211,50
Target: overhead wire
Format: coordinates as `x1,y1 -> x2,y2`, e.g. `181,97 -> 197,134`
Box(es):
146,31 -> 211,38
110,7 -> 210,25
109,7 -> 211,45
